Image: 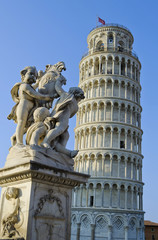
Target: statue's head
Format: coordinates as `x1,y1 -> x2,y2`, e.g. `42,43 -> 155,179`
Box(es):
33,107 -> 50,122
20,66 -> 38,84
6,187 -> 19,200
69,87 -> 85,102
45,61 -> 66,73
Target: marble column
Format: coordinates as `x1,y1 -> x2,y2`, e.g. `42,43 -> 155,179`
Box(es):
86,186 -> 89,207
131,188 -> 134,209
76,223 -> 81,240
112,59 -> 115,74
125,187 -> 128,209
80,185 -> 83,207
125,226 -> 129,240
125,159 -> 127,178
101,187 -> 104,207
105,59 -> 108,74
117,186 -> 120,208
91,224 -> 95,240
110,130 -> 113,148
125,61 -> 128,76
93,187 -> 96,207
109,187 -> 112,208
119,61 -> 121,75
108,225 -> 112,240
118,158 -> 120,178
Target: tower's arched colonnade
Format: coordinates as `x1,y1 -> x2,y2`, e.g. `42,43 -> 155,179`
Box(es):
71,24 -> 144,240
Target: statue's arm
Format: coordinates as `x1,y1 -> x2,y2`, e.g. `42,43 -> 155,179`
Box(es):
32,80 -> 40,90
24,85 -> 52,101
55,78 -> 66,96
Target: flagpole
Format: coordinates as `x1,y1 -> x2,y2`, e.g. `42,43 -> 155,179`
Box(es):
96,15 -> 98,27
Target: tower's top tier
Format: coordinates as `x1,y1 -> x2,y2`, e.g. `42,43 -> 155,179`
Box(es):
86,24 -> 136,58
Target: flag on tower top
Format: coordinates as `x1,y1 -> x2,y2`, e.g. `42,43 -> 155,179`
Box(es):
98,17 -> 105,25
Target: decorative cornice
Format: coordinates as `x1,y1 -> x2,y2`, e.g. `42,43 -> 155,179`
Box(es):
0,165 -> 89,187
78,97 -> 142,108
76,148 -> 143,158
75,122 -> 143,135
71,207 -> 145,215
78,76 -> 141,90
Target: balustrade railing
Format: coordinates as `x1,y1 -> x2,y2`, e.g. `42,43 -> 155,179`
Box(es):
89,23 -> 132,34
81,47 -> 138,60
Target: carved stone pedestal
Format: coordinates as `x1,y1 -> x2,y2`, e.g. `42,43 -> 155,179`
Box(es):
0,147 -> 89,240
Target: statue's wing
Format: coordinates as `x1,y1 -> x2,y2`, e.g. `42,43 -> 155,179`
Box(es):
7,103 -> 18,121
10,83 -> 21,103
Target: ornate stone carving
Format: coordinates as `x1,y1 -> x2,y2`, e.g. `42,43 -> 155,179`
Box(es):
2,187 -> 22,238
26,107 -> 52,146
38,61 -> 66,98
0,169 -> 82,187
8,66 -> 53,146
35,189 -> 64,217
80,214 -> 91,228
96,216 -> 108,229
7,63 -> 85,167
113,216 -> 124,230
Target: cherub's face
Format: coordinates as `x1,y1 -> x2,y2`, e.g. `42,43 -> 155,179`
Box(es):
75,93 -> 85,103
23,69 -> 37,84
6,187 -> 19,200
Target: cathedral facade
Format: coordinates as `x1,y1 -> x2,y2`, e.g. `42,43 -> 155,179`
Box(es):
71,24 -> 144,240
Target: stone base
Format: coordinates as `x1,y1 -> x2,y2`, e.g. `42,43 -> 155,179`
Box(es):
6,145 -> 74,171
0,149 -> 89,240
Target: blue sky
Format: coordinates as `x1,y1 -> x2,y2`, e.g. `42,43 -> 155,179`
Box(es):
0,0 -> 158,222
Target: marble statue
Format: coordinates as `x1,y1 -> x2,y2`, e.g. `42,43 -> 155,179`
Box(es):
42,87 -> 85,149
1,62 -> 89,240
2,187 -> 20,238
26,105 -> 79,158
38,62 -> 66,109
26,107 -> 53,146
8,66 -> 53,146
7,63 -> 85,163
38,62 -> 66,95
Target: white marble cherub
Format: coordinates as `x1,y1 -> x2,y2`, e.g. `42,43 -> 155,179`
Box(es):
26,107 -> 52,146
8,66 -> 53,146
2,187 -> 20,238
26,106 -> 78,158
42,87 -> 85,151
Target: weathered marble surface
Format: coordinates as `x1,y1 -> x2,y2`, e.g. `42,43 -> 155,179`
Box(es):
0,62 -> 88,240
6,144 -> 74,171
7,63 -> 84,159
0,160 -> 89,240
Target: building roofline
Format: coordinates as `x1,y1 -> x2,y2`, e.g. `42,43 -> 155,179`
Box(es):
90,23 -> 132,34
87,23 -> 134,44
144,220 -> 158,226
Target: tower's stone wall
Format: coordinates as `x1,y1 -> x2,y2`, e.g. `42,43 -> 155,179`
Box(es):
71,24 -> 144,240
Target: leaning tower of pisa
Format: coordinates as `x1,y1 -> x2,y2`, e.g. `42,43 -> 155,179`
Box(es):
71,24 -> 144,240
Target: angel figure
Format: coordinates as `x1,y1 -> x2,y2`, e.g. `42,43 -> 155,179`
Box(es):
26,106 -> 78,158
41,87 -> 85,152
2,188 -> 20,238
8,66 -> 53,146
